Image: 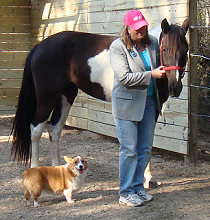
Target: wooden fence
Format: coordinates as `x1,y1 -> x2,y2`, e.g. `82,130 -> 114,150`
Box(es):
0,0 -> 31,114
1,0 -> 190,156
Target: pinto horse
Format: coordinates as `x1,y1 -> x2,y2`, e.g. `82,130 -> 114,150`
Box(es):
11,18 -> 189,168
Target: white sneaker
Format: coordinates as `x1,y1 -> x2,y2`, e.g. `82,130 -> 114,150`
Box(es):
137,190 -> 153,202
119,194 -> 144,207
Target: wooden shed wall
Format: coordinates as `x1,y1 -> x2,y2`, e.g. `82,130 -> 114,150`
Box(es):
0,0 -> 31,114
32,0 -> 189,154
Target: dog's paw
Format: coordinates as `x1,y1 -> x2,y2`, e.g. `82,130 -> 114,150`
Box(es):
67,199 -> 75,204
26,200 -> 31,206
34,201 -> 40,207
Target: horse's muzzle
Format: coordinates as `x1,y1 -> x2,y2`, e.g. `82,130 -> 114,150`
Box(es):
169,86 -> 183,97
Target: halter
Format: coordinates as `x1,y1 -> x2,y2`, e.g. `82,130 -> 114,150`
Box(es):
160,38 -> 185,73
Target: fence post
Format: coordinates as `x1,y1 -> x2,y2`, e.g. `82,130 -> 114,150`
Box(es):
188,0 -> 199,163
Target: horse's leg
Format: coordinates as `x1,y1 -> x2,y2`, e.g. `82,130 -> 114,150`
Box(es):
144,159 -> 159,189
46,95 -> 71,166
30,104 -> 54,167
30,122 -> 47,167
144,160 -> 152,189
47,83 -> 78,166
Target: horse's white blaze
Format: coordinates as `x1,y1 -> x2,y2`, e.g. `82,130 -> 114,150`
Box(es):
88,49 -> 114,101
47,95 -> 71,166
176,69 -> 179,82
175,61 -> 179,82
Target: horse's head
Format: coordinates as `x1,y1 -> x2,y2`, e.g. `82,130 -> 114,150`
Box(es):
160,18 -> 189,97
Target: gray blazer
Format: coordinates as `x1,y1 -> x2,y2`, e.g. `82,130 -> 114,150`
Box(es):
110,35 -> 161,121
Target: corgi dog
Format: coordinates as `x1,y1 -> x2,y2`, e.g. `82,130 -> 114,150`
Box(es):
22,156 -> 87,207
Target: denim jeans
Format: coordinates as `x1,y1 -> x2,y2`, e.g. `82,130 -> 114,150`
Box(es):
114,95 -> 156,196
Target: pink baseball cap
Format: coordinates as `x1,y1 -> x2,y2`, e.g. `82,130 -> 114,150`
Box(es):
123,10 -> 149,30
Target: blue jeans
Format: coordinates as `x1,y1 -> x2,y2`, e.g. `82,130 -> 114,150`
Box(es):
114,95 -> 156,196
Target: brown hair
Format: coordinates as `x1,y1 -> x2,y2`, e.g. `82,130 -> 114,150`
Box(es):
120,26 -> 152,51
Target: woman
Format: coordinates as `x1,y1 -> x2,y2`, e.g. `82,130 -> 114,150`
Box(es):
110,9 -> 165,207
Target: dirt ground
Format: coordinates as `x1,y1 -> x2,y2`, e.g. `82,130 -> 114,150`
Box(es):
0,115 -> 209,220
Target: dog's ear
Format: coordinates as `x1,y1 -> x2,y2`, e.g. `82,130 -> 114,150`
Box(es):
64,156 -> 72,164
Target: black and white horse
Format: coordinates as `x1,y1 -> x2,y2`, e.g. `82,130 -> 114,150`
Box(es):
11,18 -> 189,171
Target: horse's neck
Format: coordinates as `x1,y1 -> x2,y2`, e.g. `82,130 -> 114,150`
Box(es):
149,27 -> 161,42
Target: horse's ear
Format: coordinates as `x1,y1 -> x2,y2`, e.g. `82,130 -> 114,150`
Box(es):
182,17 -> 189,35
161,18 -> 170,35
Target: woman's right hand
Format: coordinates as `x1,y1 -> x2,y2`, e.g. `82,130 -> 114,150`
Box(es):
151,66 -> 166,79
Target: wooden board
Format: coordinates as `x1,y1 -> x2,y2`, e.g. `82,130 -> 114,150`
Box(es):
0,17 -> 30,25
0,52 -> 28,62
0,33 -> 31,43
153,135 -> 188,154
0,96 -> 18,106
0,0 -> 30,6
0,8 -> 30,17
0,88 -> 20,97
66,116 -> 88,130
0,25 -> 30,34
0,106 -> 17,115
0,60 -> 25,69
0,79 -> 22,89
0,70 -> 23,79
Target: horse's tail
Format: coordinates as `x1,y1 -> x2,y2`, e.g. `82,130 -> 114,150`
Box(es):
11,44 -> 39,165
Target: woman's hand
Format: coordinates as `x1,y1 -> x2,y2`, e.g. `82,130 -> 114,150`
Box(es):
151,66 -> 166,79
